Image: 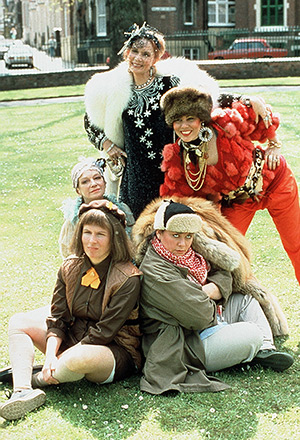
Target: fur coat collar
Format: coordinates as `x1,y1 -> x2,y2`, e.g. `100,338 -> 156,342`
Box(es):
84,58 -> 220,147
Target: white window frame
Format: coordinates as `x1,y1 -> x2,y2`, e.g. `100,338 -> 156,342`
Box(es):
96,0 -> 107,37
254,0 -> 288,30
208,0 -> 235,27
183,47 -> 199,59
184,0 -> 194,25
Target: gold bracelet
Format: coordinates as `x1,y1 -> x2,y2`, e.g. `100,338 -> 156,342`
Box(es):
106,143 -> 115,153
268,140 -> 282,149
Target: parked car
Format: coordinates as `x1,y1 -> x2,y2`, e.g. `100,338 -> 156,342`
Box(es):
0,39 -> 16,59
4,45 -> 34,68
208,38 -> 288,60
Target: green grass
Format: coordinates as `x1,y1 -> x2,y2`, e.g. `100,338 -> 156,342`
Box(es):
0,89 -> 299,439
0,85 -> 86,102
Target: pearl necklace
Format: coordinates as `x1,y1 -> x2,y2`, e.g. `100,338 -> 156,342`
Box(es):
133,73 -> 154,90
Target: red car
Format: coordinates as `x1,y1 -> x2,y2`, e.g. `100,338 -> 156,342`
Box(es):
208,38 -> 288,60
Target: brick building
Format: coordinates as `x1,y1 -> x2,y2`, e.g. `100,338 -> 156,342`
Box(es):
3,0 -> 300,65
144,0 -> 300,34
142,1 -> 300,59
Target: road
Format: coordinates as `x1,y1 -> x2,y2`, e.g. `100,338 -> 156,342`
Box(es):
1,86 -> 300,109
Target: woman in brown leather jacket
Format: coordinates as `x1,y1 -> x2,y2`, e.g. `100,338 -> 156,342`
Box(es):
0,202 -> 142,421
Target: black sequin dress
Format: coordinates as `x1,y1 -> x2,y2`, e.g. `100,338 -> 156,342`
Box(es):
120,75 -> 179,217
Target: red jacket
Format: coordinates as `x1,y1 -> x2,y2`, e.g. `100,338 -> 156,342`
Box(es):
160,102 -> 281,201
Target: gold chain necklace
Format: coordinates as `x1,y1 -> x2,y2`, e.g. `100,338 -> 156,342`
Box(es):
181,140 -> 209,191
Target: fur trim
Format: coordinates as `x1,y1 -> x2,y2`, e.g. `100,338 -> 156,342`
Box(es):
161,87 -> 213,127
153,200 -> 203,232
84,58 -> 220,147
85,62 -> 132,147
132,196 -> 289,336
155,57 -> 219,107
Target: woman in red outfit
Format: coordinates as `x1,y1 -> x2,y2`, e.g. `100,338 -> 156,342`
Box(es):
159,87 -> 300,284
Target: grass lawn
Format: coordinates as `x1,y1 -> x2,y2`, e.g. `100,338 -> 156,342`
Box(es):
0,88 -> 299,440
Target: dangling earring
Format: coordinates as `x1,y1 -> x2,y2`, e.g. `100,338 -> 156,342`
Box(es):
198,123 -> 213,143
173,129 -> 176,143
149,66 -> 154,78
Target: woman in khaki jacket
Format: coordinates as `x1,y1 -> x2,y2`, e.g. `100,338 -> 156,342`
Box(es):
135,200 -> 293,395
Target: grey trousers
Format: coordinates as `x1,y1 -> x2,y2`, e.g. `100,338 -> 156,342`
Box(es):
202,293 -> 275,372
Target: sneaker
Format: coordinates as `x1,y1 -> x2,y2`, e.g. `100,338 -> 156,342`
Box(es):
0,388 -> 46,420
252,349 -> 294,372
0,365 -> 43,384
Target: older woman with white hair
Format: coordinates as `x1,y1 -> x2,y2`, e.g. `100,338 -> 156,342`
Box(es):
59,156 -> 134,258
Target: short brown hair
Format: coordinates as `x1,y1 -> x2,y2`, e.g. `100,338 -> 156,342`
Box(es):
123,34 -> 166,62
70,209 -> 133,263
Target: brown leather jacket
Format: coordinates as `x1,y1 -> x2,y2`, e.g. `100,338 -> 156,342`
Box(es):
59,256 -> 143,369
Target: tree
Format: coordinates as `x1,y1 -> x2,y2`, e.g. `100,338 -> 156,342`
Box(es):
107,0 -> 144,67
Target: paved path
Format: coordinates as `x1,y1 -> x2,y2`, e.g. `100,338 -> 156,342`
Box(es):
0,95 -> 84,108
0,85 -> 300,108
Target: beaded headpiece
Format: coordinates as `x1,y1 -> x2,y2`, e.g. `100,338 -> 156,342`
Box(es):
118,22 -> 161,55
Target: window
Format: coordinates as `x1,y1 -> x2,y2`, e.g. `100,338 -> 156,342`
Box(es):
233,41 -> 265,50
208,0 -> 235,26
183,48 -> 199,59
261,0 -> 284,26
97,0 -> 107,36
184,0 -> 194,25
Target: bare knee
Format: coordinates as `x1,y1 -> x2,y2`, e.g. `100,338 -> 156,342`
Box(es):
61,345 -> 113,372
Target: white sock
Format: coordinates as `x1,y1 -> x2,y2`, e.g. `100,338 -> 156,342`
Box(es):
32,363 -> 84,387
8,329 -> 35,391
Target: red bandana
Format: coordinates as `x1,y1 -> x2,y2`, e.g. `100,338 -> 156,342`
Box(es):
151,236 -> 208,285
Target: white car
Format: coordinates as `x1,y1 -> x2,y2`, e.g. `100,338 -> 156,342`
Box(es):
0,39 -> 15,59
4,44 -> 34,68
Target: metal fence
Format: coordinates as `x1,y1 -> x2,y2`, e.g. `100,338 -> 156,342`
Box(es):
45,26 -> 300,69
3,26 -> 298,73
165,27 -> 300,60
32,26 -> 300,69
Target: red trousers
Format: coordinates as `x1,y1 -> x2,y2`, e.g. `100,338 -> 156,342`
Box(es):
222,165 -> 300,284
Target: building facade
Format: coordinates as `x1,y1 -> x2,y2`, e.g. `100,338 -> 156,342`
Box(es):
3,0 -> 300,64
145,1 -> 300,33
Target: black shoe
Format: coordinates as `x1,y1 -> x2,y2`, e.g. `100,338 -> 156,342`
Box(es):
252,349 -> 294,372
0,388 -> 46,420
0,365 -> 43,384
